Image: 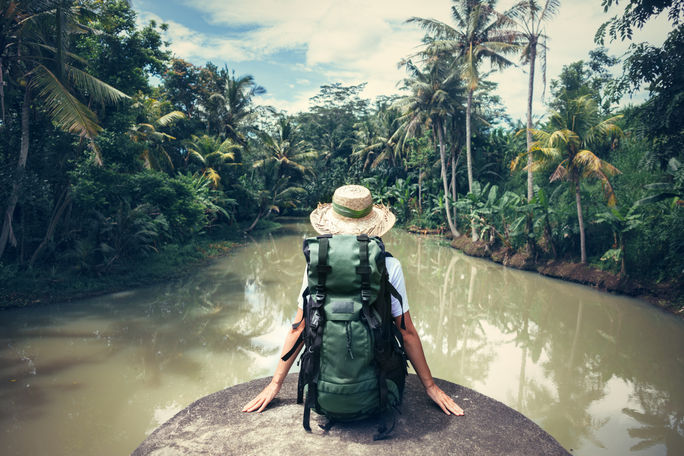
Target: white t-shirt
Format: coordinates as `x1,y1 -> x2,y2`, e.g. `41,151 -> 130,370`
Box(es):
297,256 -> 409,318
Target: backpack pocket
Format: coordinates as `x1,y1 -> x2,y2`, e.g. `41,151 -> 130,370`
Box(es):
316,377 -> 379,419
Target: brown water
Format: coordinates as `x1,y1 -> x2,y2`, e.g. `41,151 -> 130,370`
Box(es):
1,221 -> 683,455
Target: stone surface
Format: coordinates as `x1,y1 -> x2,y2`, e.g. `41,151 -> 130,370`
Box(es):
132,374 -> 570,456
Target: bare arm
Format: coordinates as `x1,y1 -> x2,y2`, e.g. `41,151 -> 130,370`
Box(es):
396,311 -> 464,416
242,308 -> 305,413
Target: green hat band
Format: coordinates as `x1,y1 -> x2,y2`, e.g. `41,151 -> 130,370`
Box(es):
332,202 -> 372,219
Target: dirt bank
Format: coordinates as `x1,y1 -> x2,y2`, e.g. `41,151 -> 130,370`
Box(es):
450,235 -> 683,317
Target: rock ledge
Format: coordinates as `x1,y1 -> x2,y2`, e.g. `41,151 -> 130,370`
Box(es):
132,374 -> 570,456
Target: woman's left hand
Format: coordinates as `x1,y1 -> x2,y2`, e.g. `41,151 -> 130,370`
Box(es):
426,383 -> 464,416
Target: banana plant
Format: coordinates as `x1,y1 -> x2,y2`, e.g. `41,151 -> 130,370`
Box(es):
380,178 -> 418,223
594,203 -> 644,276
527,187 -> 559,258
636,158 -> 683,208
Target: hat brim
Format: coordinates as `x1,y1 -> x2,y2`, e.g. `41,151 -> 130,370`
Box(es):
310,203 -> 396,237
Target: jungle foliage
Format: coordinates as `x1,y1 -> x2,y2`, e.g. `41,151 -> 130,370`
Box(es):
0,0 -> 681,299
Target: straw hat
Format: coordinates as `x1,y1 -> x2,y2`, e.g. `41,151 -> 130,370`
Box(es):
310,185 -> 396,237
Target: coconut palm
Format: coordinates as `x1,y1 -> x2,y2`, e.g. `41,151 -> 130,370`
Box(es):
520,95 -> 623,263
352,105 -> 403,170
508,0 -> 560,201
408,0 -> 519,239
185,134 -> 242,188
253,116 -> 316,180
210,72 -> 265,145
246,159 -> 307,232
0,0 -> 128,260
409,0 -> 518,193
129,97 -> 186,171
395,58 -> 464,238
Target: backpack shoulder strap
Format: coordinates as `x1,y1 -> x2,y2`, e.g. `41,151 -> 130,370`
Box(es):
388,281 -> 406,330
384,251 -> 406,330
301,233 -> 332,432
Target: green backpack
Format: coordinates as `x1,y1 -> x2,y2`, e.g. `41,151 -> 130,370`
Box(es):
282,234 -> 407,439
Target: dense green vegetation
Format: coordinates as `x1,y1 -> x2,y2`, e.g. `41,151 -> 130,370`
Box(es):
1,0 -> 681,305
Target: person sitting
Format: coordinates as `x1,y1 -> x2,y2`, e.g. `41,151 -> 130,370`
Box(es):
242,185 -> 464,419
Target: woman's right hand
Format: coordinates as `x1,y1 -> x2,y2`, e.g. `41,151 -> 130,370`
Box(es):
241,380 -> 282,413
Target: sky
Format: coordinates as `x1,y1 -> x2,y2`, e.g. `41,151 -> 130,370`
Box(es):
131,0 -> 673,122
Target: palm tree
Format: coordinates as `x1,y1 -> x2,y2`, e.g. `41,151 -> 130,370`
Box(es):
508,0 -> 560,201
395,58 -> 463,238
185,134 -> 242,189
522,95 -> 622,263
129,97 -> 186,171
0,0 -> 128,260
246,159 -> 307,232
408,0 -> 519,239
211,71 -> 265,145
352,105 -> 403,170
253,116 -> 316,180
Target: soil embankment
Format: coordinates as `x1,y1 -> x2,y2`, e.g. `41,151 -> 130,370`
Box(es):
450,235 -> 683,316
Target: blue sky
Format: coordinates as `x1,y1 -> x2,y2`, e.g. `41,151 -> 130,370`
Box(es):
132,0 -> 672,122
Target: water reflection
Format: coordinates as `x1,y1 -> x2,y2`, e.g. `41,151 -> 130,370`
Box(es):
0,221 -> 682,456
383,227 -> 684,455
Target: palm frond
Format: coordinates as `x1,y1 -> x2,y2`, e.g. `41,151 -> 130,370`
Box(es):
540,0 -> 561,22
156,110 -> 186,127
574,149 -> 603,173
67,66 -> 129,104
187,149 -> 206,165
406,17 -> 459,39
30,64 -> 101,139
203,168 -> 221,188
549,161 -> 568,182
585,115 -> 623,145
218,138 -> 241,154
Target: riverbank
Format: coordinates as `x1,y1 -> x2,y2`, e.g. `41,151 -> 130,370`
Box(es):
0,221 -> 282,310
449,235 -> 684,316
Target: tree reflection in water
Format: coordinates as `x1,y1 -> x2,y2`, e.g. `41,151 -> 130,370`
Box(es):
383,226 -> 684,455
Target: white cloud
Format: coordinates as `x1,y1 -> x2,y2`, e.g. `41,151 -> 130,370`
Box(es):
255,88 -> 320,114
137,0 -> 672,117
137,12 -> 251,62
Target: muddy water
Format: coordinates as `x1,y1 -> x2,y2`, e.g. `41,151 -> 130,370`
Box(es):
1,221 -> 683,455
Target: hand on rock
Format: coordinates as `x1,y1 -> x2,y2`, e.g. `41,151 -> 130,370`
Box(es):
241,381 -> 281,413
426,383 -> 464,416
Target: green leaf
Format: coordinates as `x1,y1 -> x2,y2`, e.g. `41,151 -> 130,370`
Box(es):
30,64 -> 101,139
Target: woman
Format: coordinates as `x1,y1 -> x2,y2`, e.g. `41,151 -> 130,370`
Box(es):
242,185 -> 463,417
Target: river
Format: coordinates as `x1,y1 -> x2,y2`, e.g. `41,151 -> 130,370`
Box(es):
1,220 -> 683,455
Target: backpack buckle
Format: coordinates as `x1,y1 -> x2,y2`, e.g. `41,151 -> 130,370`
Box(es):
311,310 -> 321,329
360,289 -> 371,304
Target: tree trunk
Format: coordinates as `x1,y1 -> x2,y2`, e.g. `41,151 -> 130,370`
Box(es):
29,188 -> 72,268
451,145 -> 457,224
56,2 -> 65,81
466,90 -> 474,193
619,236 -> 626,277
526,42 -> 537,202
245,208 -> 264,232
544,215 -> 558,259
436,123 -> 460,238
0,87 -> 30,260
0,57 -> 6,125
418,166 -> 423,215
466,89 -> 477,241
574,179 -> 587,263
